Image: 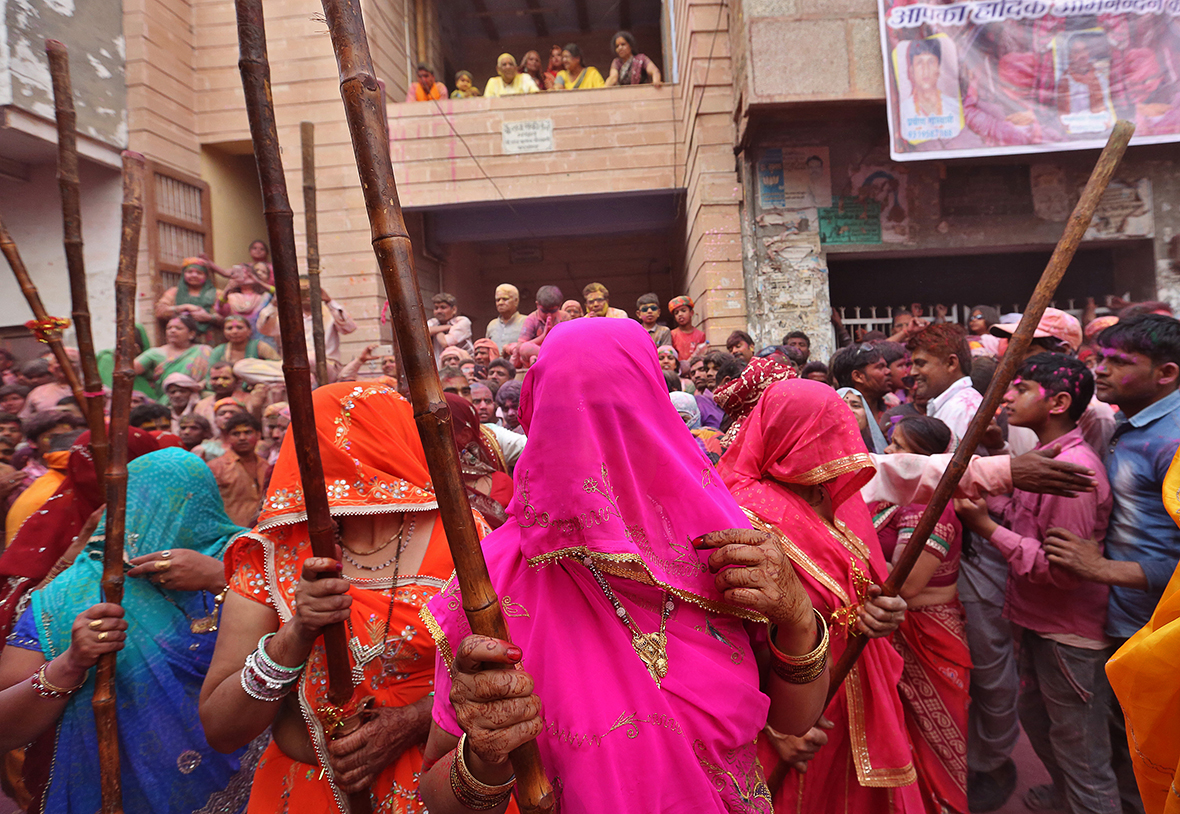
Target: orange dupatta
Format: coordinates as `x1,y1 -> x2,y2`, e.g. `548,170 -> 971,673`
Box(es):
224,382 -> 486,814
1105,446 -> 1180,814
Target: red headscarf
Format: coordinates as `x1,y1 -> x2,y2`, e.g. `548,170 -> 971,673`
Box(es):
444,392 -> 513,527
0,428 -> 159,647
712,356 -> 798,446
719,379 -> 917,798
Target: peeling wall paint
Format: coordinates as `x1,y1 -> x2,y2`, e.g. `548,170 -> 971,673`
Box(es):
4,0 -> 126,147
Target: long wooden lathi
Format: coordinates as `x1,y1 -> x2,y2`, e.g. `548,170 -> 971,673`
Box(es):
91,150 -> 146,814
317,2 -> 555,811
300,121 -> 330,387
46,39 -> 110,489
233,4 -> 370,813
824,120 -> 1136,706
0,219 -> 85,402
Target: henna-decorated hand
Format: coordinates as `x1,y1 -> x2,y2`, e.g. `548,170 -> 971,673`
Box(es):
694,529 -> 814,632
326,702 -> 430,793
450,635 -> 542,783
857,585 -> 906,638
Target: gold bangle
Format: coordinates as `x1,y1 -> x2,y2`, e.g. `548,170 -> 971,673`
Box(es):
768,609 -> 829,685
450,733 -> 515,810
31,662 -> 86,699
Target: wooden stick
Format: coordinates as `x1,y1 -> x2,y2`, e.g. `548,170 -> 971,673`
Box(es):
0,220 -> 85,403
46,39 -> 110,490
300,121 -> 330,387
824,120 -> 1135,706
234,5 -> 370,813
317,2 -> 555,811
91,150 -> 145,814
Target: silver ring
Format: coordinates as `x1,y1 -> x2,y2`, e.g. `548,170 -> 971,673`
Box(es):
160,550 -> 172,559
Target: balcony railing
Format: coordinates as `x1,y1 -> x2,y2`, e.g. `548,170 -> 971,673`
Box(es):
388,85 -> 681,208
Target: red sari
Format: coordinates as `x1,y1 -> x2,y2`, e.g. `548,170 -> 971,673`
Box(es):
224,382 -> 488,814
873,502 -> 970,814
719,379 -> 922,814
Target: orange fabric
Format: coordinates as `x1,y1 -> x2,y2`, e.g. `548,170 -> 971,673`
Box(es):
231,519 -> 456,814
412,82 -> 445,102
5,451 -> 70,544
225,382 -> 472,813
1105,446 -> 1180,814
255,383 -> 437,531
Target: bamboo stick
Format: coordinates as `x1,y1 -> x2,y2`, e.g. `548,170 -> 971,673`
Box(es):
234,4 -> 369,812
91,150 -> 145,814
46,39 -> 109,491
300,121 -> 330,387
0,219 -> 85,404
824,120 -> 1135,706
317,2 -> 554,811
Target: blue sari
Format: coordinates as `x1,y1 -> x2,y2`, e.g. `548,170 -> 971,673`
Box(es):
26,448 -> 259,814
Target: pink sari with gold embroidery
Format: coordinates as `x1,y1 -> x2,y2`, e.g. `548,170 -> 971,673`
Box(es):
720,379 -> 922,814
424,320 -> 774,813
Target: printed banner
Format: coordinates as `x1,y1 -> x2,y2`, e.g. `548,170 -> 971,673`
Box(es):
878,0 -> 1180,160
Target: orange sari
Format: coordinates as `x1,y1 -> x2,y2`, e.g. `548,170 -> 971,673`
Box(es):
1105,446 -> 1180,814
224,382 -> 484,813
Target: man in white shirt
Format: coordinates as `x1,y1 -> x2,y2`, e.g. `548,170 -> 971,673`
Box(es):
427,292 -> 474,368
909,322 -> 1016,810
484,284 -> 527,352
257,281 -> 357,382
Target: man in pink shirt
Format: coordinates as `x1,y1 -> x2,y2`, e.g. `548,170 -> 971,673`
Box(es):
957,353 -> 1119,814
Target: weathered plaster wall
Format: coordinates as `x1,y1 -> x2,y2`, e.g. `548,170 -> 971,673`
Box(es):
4,0 -> 127,147
739,106 -> 1180,360
0,160 -> 124,347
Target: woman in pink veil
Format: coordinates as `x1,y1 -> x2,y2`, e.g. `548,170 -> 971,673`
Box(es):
419,319 -> 829,813
719,378 -> 922,813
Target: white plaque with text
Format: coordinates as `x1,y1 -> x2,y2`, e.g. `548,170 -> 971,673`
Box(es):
501,119 -> 554,155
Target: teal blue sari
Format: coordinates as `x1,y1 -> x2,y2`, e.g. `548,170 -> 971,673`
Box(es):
28,448 -> 258,814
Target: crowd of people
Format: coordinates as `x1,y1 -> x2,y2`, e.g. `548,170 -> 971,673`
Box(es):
404,31 -> 663,102
0,265 -> 1176,814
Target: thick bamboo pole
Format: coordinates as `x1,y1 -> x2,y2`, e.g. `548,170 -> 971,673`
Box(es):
92,150 -> 146,814
234,4 -> 369,812
46,39 -> 109,490
318,1 -> 554,811
825,121 -> 1136,705
300,121 -> 329,387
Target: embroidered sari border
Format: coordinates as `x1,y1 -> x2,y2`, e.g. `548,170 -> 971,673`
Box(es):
846,665 -> 918,787
793,453 -> 874,486
526,545 -> 767,623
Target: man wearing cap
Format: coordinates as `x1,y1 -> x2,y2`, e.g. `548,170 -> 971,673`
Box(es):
991,307 -> 1117,458
484,284 -> 527,351
258,281 -> 356,381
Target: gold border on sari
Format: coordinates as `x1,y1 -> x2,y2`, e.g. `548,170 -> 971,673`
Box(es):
526,545 -> 768,624
418,604 -> 454,672
846,665 -> 918,787
792,453 -> 875,486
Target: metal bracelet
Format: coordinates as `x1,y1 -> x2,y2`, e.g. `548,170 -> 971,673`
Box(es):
449,733 -> 515,810
768,609 -> 830,685
31,662 -> 85,699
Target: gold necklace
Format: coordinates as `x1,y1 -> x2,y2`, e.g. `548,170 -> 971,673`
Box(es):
583,556 -> 674,688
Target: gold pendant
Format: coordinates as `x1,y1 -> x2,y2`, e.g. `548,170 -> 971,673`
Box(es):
632,631 -> 669,687
190,615 -> 217,634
